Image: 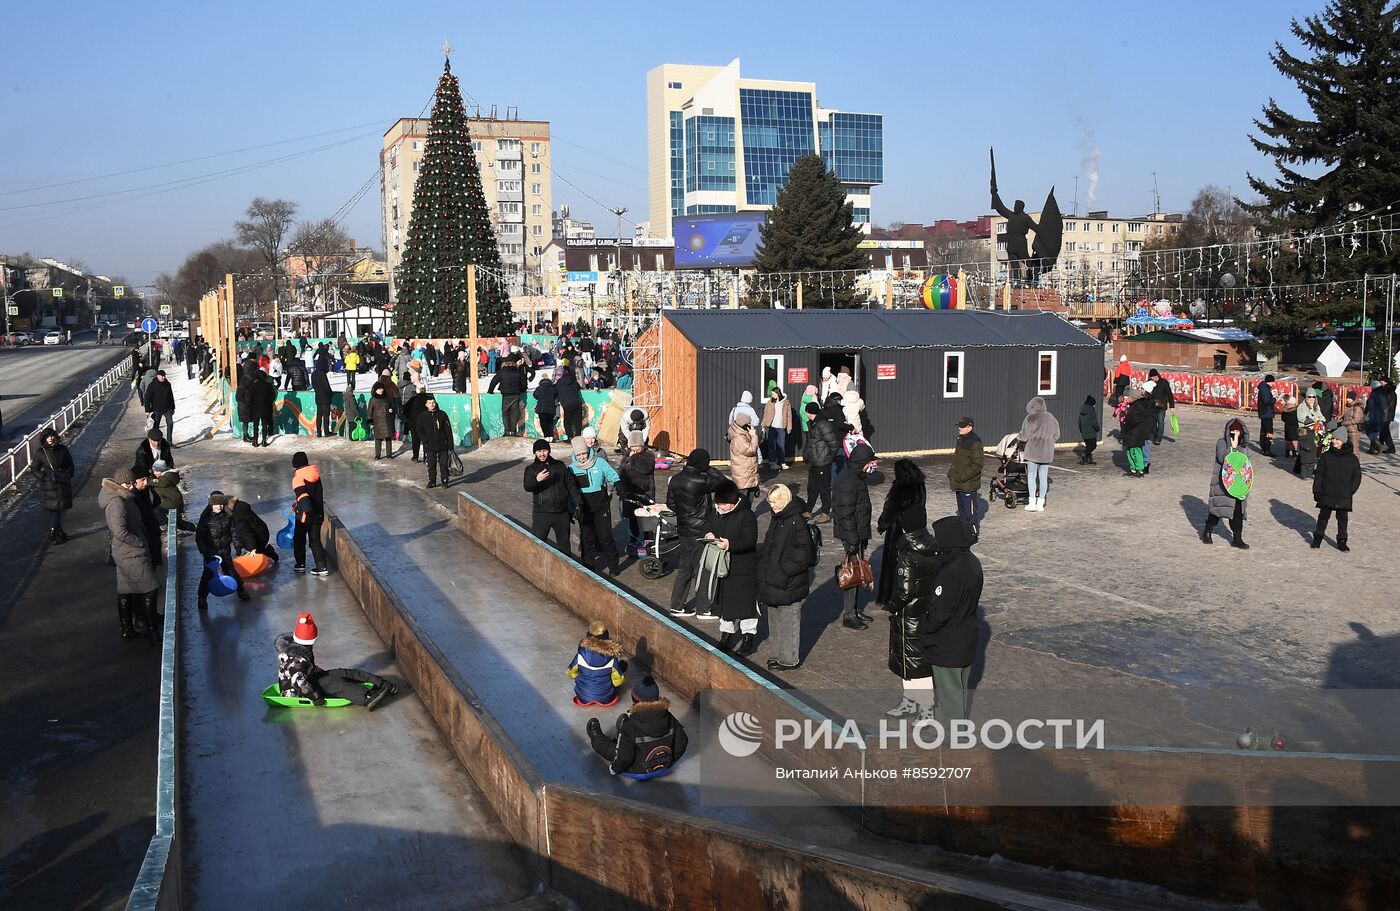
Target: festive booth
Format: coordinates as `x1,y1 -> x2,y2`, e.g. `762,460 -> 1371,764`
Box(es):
1118,327 -> 1258,371
636,308 -> 1103,456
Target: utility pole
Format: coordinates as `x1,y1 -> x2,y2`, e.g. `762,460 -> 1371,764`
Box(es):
1152,173 -> 1161,218
610,206 -> 627,332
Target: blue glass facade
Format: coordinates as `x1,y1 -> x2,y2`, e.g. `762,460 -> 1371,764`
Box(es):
685,204 -> 737,215
684,115 -> 736,192
669,111 -> 685,217
851,206 -> 870,224
739,88 -> 814,206
819,113 -> 883,185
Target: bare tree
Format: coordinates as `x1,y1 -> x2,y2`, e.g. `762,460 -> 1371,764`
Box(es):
925,227 -> 989,273
234,197 -> 298,312
287,218 -> 352,309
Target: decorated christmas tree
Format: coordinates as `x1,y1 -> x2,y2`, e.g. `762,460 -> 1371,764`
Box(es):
393,57 -> 513,338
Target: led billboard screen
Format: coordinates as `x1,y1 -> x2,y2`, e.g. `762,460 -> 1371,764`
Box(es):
674,212 -> 766,269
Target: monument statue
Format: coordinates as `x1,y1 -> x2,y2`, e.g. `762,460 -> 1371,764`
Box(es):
990,148 -> 1063,285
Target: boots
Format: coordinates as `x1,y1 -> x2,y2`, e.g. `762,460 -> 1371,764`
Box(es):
1024,496 -> 1042,512
117,595 -> 137,639
1337,538 -> 1350,553
717,631 -> 736,652
140,591 -> 160,643
734,633 -> 757,657
1310,533 -> 1323,549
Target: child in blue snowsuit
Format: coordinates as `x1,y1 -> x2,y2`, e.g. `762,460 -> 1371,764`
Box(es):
567,620 -> 627,706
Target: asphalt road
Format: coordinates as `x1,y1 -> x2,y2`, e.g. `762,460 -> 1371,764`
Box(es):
0,336 -> 130,438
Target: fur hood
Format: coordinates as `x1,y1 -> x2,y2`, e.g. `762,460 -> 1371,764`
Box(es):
630,697 -> 670,714
100,478 -> 132,499
579,636 -> 622,658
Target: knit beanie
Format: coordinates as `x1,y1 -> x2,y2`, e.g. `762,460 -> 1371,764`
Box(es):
631,675 -> 660,702
570,436 -> 590,458
112,467 -> 137,485
151,460 -> 169,473
533,438 -> 551,453
686,448 -> 711,470
292,451 -> 309,469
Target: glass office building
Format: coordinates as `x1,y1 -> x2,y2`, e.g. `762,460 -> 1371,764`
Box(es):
648,59 -> 882,240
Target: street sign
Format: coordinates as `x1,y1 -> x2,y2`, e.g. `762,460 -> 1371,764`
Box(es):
140,317 -> 159,334
6,306 -> 17,316
566,271 -> 599,283
52,288 -> 63,298
114,286 -> 125,298
160,304 -> 172,315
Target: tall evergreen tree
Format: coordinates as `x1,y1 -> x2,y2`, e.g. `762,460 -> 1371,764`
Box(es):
752,153 -> 868,308
394,58 -> 512,338
1243,0 -> 1400,344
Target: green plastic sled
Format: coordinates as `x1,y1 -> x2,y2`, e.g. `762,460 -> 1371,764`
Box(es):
260,682 -> 370,708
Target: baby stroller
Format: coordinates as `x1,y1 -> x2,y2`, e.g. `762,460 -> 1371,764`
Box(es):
619,492 -> 681,579
989,432 -> 1031,508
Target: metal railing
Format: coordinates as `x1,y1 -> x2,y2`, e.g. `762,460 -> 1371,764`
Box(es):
125,523 -> 182,910
0,357 -> 132,493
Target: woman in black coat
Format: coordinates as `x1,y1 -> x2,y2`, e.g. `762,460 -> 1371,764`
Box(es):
702,480 -> 759,657
249,370 -> 277,447
1312,427 -> 1362,551
832,442 -> 876,629
1120,393 -> 1156,477
33,427 -> 74,543
875,459 -> 926,609
885,503 -> 937,719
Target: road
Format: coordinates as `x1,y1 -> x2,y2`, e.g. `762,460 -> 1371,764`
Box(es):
0,335 -> 132,437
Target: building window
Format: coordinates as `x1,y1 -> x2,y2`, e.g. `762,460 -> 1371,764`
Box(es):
1037,351 -> 1058,396
943,351 -> 964,398
532,224 -> 542,236
739,87 -> 816,205
530,142 -> 541,155
1066,222 -> 1075,231
1097,242 -> 1104,252
531,182 -> 542,195
667,81 -> 683,89
531,204 -> 542,215
412,161 -> 419,172
498,138 -> 520,152
412,140 -> 421,151
1097,222 -> 1104,232
533,245 -> 544,255
997,241 -> 1006,253
472,141 -> 482,152
655,254 -> 665,270
1112,223 -> 1119,232
1112,242 -> 1120,253
1127,222 -> 1143,232
588,254 -> 599,271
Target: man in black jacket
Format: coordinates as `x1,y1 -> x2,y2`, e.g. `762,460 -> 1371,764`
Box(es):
1148,368 -> 1176,445
666,448 -> 723,617
918,516 -> 982,723
488,354 -> 527,437
832,442 -> 876,630
524,439 -> 581,554
250,369 -> 277,447
143,370 -> 176,442
134,429 -> 175,476
413,395 -> 455,489
227,494 -> 277,562
585,676 -> 688,778
556,368 -> 585,439
311,365 -> 333,437
195,491 -> 249,609
802,402 -> 845,521
533,377 -> 560,440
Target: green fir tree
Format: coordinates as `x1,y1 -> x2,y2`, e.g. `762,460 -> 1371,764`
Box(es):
394,58 -> 513,338
1243,0 -> 1400,347
752,153 -> 868,308
1366,330 -> 1396,383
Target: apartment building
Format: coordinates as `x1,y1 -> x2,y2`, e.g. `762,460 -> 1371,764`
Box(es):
991,210 -> 1182,286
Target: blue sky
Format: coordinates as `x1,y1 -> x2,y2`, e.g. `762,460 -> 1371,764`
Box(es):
0,0 -> 1319,287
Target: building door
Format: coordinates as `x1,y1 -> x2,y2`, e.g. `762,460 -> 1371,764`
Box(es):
760,353 -> 785,397
818,351 -> 859,389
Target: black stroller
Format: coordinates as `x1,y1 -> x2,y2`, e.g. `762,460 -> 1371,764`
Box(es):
619,491 -> 681,579
989,432 -> 1031,508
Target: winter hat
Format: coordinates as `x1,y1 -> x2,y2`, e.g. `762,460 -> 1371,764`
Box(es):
151,460 -> 169,473
734,411 -> 753,427
686,448 -> 711,470
208,491 -> 228,507
768,483 -> 792,512
41,426 -> 58,441
626,430 -> 646,448
631,675 -> 660,702
147,428 -> 164,442
587,619 -> 608,638
292,451 -> 309,469
112,467 -> 137,485
293,612 -> 319,645
533,438 -> 551,453
570,436 -> 591,458
1143,380 -> 1157,393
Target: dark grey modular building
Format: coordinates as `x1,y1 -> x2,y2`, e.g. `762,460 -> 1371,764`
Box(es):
646,308 -> 1103,456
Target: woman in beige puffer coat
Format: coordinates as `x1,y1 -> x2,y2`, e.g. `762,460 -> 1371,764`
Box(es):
728,413 -> 760,505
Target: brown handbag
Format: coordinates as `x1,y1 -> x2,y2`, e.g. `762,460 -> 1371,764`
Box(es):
836,554 -> 874,591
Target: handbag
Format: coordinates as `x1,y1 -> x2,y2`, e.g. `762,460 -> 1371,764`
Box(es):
836,554 -> 874,591
448,451 -> 464,477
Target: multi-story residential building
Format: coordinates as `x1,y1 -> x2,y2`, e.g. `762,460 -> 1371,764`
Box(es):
381,114 -> 552,300
990,210 -> 1182,289
646,59 -> 883,241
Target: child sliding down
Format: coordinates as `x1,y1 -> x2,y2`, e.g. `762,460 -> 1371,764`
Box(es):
567,619 -> 628,707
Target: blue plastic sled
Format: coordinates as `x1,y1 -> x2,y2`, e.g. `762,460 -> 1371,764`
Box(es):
619,766 -> 674,781
205,558 -> 239,597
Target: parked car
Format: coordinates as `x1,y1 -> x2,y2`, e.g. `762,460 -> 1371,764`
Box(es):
43,330 -> 63,346
6,331 -> 34,346
126,320 -> 137,329
124,330 -> 149,347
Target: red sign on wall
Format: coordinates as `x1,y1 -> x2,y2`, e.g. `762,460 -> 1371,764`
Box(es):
877,363 -> 897,380
787,367 -> 809,385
